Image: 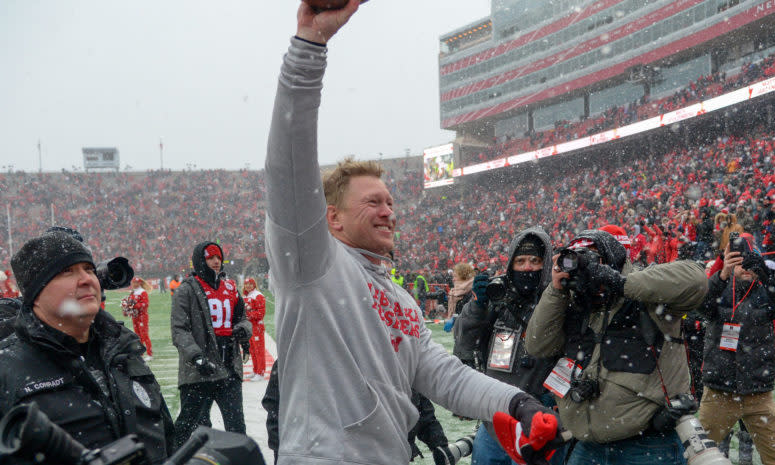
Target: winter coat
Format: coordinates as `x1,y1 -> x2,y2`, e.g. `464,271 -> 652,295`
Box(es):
265,37 -> 520,465
171,242 -> 251,386
525,230 -> 708,443
700,272 -> 775,394
0,307 -> 174,464
477,227 -> 559,440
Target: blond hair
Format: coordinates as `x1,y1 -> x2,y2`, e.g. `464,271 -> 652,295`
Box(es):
453,262 -> 475,281
322,157 -> 384,208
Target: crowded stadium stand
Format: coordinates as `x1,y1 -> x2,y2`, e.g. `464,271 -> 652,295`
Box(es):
438,0 -> 775,168
2,1 -> 775,291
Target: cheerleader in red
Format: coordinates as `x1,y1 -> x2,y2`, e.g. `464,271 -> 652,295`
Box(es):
243,278 -> 266,380
122,277 -> 153,361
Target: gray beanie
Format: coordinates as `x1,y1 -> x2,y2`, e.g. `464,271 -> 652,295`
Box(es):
11,231 -> 95,305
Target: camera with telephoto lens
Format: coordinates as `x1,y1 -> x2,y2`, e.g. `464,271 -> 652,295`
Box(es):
96,256 -> 134,290
0,402 -> 266,465
557,247 -> 600,275
568,377 -> 600,403
433,434 -> 476,465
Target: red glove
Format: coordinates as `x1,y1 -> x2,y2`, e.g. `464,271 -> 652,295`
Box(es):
492,408 -> 562,465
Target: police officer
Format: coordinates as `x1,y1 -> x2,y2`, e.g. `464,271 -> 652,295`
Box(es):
525,229 -> 708,465
0,231 -> 174,464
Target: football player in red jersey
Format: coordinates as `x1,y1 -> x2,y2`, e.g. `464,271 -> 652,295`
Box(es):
170,241 -> 252,448
243,277 -> 266,380
122,276 -> 153,360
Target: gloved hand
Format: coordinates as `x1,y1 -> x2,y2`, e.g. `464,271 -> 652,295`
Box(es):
651,393 -> 698,432
585,262 -> 626,298
443,316 -> 456,332
233,326 -> 249,341
492,393 -> 564,465
741,253 -> 770,284
242,348 -> 251,364
473,273 -> 490,306
193,355 -> 217,377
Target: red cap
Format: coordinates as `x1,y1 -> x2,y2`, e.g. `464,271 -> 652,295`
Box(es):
244,277 -> 257,288
132,277 -> 142,283
204,244 -> 222,260
599,225 -> 631,250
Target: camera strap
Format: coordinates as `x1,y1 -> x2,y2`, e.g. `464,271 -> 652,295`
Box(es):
681,324 -> 697,399
731,275 -> 756,320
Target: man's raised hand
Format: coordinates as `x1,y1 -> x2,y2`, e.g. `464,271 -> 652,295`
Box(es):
297,0 -> 360,45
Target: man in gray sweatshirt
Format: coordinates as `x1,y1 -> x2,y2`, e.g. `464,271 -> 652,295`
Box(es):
264,2 -> 561,464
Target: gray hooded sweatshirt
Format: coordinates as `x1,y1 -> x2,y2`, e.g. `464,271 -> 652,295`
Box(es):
265,37 -> 521,465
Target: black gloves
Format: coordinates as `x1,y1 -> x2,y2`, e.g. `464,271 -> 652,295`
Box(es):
741,253 -> 770,284
233,326 -> 249,341
585,262 -> 626,298
651,393 -> 698,432
193,355 -> 217,376
473,273 -> 490,306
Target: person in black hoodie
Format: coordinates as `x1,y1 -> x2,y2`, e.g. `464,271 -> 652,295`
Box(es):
0,231 -> 174,464
171,241 -> 251,447
455,226 -> 563,464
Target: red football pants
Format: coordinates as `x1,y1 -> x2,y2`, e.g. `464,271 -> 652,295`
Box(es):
250,322 -> 265,375
132,311 -> 152,356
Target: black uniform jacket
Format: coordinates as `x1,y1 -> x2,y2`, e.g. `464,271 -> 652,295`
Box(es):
0,307 -> 174,464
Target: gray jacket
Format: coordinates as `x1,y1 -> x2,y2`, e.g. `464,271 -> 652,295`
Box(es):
265,37 -> 521,465
170,275 -> 251,386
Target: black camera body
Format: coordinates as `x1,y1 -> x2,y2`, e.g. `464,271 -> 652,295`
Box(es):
568,377 -> 600,403
557,247 -> 600,275
0,402 -> 265,465
96,257 -> 134,290
485,275 -> 518,304
728,232 -> 748,259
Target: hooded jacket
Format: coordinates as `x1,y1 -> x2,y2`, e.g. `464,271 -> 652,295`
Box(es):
456,227 -> 557,440
171,241 -> 251,386
265,37 -> 520,465
0,307 -> 174,464
525,230 -> 708,443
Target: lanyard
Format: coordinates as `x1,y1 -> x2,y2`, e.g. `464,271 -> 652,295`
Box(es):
731,275 -> 756,321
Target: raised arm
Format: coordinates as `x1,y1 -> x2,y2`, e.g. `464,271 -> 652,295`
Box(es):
264,1 -> 359,285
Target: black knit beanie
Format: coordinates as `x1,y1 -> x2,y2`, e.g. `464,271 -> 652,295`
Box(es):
11,231 -> 95,305
515,236 -> 545,258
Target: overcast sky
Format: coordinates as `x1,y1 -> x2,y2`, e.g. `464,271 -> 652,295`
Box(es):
0,0 -> 490,172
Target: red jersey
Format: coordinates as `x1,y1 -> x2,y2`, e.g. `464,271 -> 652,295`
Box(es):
195,276 -> 240,337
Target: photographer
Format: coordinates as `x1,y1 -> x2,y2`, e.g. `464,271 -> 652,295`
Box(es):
0,231 -> 174,464
525,229 -> 708,465
697,232 -> 775,464
171,241 -> 251,447
461,228 -> 565,464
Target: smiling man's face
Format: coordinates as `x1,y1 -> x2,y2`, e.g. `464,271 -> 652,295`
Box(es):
328,175 -> 396,259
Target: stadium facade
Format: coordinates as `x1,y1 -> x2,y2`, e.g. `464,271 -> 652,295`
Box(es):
439,0 -> 775,169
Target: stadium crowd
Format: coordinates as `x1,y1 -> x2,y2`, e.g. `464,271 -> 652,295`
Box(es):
467,49 -> 775,165
2,123 -> 774,286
